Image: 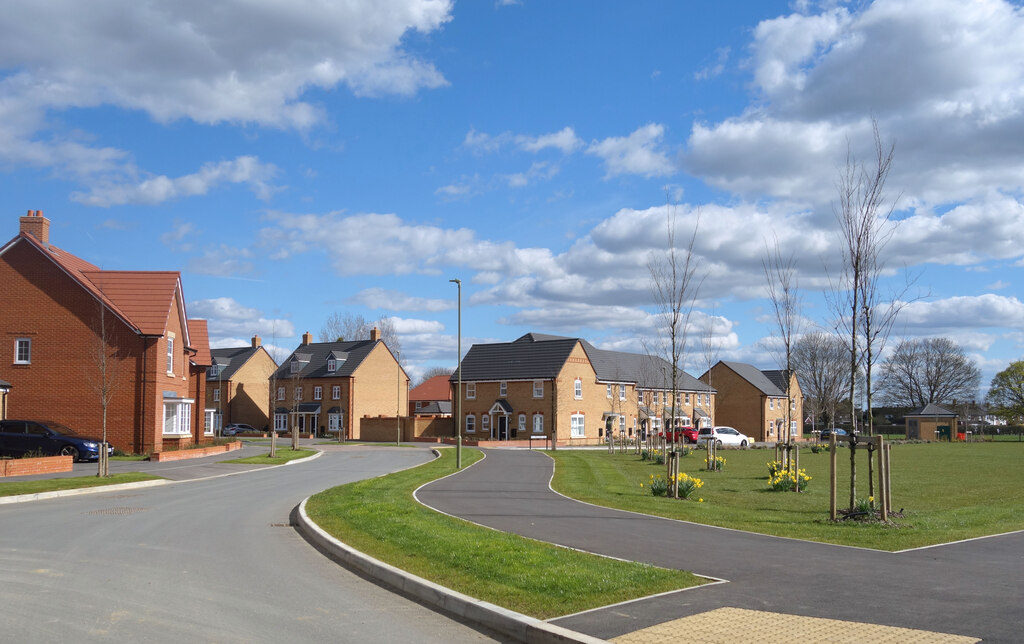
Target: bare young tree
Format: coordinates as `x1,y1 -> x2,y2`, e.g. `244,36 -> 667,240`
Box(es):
90,300 -> 120,476
827,120 -> 898,511
648,204 -> 704,451
319,312 -> 402,358
878,337 -> 981,407
416,366 -> 454,387
763,238 -> 803,447
792,332 -> 848,432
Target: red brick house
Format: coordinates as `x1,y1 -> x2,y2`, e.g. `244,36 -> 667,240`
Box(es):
409,374 -> 452,416
0,210 -> 212,454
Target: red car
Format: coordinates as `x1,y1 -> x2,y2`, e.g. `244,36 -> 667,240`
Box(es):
659,427 -> 698,444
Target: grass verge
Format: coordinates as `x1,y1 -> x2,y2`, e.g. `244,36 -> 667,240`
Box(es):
306,448 -> 703,619
221,448 -> 316,465
0,473 -> 163,497
549,442 -> 1024,551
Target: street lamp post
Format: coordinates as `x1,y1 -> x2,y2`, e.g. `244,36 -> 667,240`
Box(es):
449,278 -> 462,469
396,350 -> 402,446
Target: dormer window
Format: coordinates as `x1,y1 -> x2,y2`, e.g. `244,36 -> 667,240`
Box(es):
209,365 -> 220,378
327,358 -> 336,372
290,360 -> 301,374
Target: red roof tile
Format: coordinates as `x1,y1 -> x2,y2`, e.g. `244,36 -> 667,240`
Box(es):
410,374 -> 453,401
186,319 -> 212,366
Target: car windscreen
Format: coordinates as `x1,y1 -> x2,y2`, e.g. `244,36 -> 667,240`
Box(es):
42,421 -> 78,435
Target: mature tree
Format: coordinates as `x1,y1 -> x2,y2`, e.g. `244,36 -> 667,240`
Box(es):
763,239 -> 803,446
987,360 -> 1024,421
319,313 -> 402,358
416,366 -> 454,387
792,332 -> 848,432
878,337 -> 981,408
648,204 -> 703,455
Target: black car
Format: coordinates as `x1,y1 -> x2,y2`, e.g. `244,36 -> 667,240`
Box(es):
0,420 -> 113,462
819,427 -> 849,441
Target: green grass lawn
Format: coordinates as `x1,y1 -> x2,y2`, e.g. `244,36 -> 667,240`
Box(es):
549,442 -> 1024,551
0,473 -> 163,497
221,447 -> 316,465
306,448 -> 703,619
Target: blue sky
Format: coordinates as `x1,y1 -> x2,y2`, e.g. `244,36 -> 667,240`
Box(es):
3,0 -> 1024,394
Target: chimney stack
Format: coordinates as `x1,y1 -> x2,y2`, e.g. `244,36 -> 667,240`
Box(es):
251,334 -> 261,347
19,210 -> 50,244
370,326 -> 381,342
302,331 -> 313,345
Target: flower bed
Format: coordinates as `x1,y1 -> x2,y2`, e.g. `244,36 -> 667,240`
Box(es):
0,455 -> 74,477
150,441 -> 242,462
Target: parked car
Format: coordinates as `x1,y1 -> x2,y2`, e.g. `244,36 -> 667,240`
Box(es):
222,423 -> 258,436
659,426 -> 699,444
696,426 -> 752,447
819,427 -> 848,441
0,419 -> 114,462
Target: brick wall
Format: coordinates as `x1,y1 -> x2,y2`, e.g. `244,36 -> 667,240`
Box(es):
349,343 -> 408,439
0,455 -> 74,477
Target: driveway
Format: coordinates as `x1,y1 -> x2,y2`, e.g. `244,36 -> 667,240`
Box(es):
417,448 -> 1023,643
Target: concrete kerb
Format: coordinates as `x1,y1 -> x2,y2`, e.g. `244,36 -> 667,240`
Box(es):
0,449 -> 324,505
295,497 -> 606,644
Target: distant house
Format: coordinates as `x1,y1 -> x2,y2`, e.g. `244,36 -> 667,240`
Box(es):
409,374 -> 452,416
0,210 -> 212,453
272,329 -> 408,439
207,335 -> 278,431
905,403 -> 959,441
700,361 -> 803,442
454,332 -> 715,444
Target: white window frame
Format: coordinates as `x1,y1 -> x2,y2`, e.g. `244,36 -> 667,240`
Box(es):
465,415 -> 476,433
791,420 -> 798,434
313,386 -> 322,401
294,386 -> 303,400
166,336 -> 175,375
518,413 -> 526,433
619,384 -> 626,401
769,398 -> 775,410
481,415 -> 490,433
654,391 -> 660,405
204,410 -> 216,436
619,416 -> 625,433
14,338 -> 31,364
705,394 -> 710,406
532,413 -> 544,434
327,358 -> 336,372
685,392 -> 691,405
533,380 -> 543,398
607,384 -> 612,398
675,392 -> 681,406
277,386 -> 285,401
791,398 -> 796,410
570,413 -> 585,438
274,413 -> 287,432
332,385 -> 341,400
162,399 -> 194,436
290,360 -> 301,374
574,378 -> 582,400
213,389 -> 220,402
328,413 -> 342,433
500,381 -> 507,396
466,383 -> 476,400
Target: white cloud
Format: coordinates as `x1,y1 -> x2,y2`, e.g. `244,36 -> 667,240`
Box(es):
73,156 -> 279,207
388,317 -> 445,334
0,0 -> 451,200
987,280 -> 1010,290
517,127 -> 583,154
350,288 -> 455,312
188,297 -> 296,341
694,47 -> 730,81
587,123 -> 675,179
896,294 -> 1024,330
505,161 -> 558,188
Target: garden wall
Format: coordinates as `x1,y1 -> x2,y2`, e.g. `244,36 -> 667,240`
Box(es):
0,455 -> 74,477
150,441 -> 242,462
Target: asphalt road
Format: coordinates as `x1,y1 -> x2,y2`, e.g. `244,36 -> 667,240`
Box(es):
417,448 -> 1024,644
0,445 -> 504,643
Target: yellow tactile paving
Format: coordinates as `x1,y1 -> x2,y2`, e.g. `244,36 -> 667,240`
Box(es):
610,607 -> 980,644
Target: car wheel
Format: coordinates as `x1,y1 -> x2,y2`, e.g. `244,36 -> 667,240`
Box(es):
740,439 -> 748,447
715,439 -> 723,447
59,445 -> 80,461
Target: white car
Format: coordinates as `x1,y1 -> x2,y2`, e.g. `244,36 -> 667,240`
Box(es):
696,426 -> 752,447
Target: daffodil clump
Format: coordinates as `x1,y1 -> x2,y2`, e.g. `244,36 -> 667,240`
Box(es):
767,467 -> 811,492
705,455 -> 726,471
643,473 -> 705,500
767,460 -> 784,478
676,472 -> 704,499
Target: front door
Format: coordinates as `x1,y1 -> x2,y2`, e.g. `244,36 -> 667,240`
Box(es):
497,416 -> 508,440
